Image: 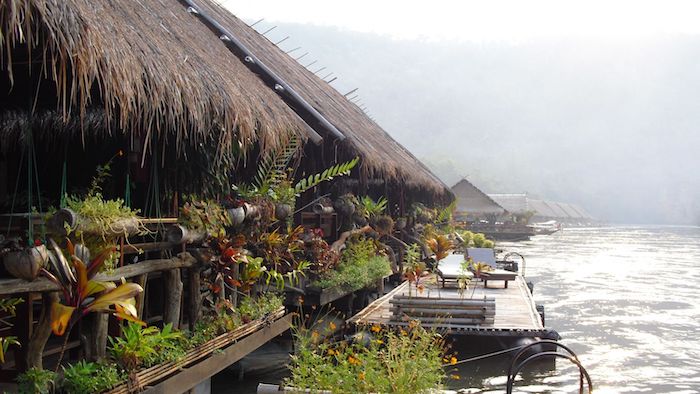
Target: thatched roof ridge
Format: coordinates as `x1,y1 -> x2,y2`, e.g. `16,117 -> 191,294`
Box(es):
0,0 -> 307,154
199,1 -> 450,196
451,178 -> 505,215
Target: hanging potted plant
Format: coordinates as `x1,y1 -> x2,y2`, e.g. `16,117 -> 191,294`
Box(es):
169,199 -> 231,243
334,194 -> 357,217
1,241 -> 49,281
270,179 -> 296,221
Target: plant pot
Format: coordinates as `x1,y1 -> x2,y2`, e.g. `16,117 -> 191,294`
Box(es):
396,217 -> 407,230
274,203 -> 292,221
312,203 -> 334,214
243,203 -> 261,221
334,198 -> 355,217
227,207 -> 245,226
353,213 -> 368,227
48,208 -> 79,236
166,225 -> 207,244
3,245 -> 48,281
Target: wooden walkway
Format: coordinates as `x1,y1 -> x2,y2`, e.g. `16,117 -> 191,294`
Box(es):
348,275 -> 547,337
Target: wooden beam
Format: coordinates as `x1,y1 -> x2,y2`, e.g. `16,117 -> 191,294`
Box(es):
142,313 -> 293,394
0,253 -> 196,296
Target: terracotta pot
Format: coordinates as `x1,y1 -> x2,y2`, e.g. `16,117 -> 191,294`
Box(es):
3,245 -> 48,281
227,207 -> 245,225
274,203 -> 292,221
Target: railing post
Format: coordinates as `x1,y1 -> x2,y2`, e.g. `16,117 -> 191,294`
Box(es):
163,268 -> 183,329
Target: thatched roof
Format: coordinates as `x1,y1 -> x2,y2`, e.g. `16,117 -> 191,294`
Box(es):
0,0 -> 311,155
0,0 -> 450,197
451,178 -> 505,216
488,193 -> 593,220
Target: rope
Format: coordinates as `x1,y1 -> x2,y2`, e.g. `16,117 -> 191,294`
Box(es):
5,145 -> 25,237
26,129 -> 33,242
445,344 -> 527,367
59,145 -> 68,209
30,131 -> 45,241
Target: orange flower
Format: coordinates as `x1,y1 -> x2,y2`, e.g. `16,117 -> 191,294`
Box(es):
327,348 -> 336,356
329,322 -> 337,330
358,372 -> 365,380
348,355 -> 361,366
371,324 -> 381,333
450,356 -> 458,365
451,374 -> 460,380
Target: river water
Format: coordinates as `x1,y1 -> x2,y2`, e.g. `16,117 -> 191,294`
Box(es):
449,225 -> 700,394
216,226 -> 700,393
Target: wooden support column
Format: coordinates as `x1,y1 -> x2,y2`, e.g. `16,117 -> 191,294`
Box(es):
134,274 -> 148,318
187,266 -> 202,331
25,292 -> 58,369
83,313 -> 109,361
163,269 -> 183,329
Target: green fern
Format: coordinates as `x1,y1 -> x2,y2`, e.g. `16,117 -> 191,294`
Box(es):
436,200 -> 457,223
294,157 -> 359,194
254,135 -> 301,192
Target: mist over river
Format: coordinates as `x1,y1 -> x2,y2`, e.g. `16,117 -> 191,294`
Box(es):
215,226 -> 700,393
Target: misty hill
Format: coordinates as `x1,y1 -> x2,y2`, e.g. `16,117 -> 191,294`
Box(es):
249,21 -> 700,225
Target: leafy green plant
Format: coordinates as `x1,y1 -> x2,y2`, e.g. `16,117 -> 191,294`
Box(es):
314,237 -> 391,291
403,244 -> 425,297
237,293 -> 284,323
358,196 -> 388,220
62,361 -> 123,393
0,297 -> 22,363
16,367 -> 57,394
180,199 -> 231,238
108,322 -> 183,370
294,157 -> 359,194
287,321 -> 446,393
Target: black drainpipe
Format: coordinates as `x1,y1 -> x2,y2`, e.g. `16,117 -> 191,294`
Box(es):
180,0 -> 345,144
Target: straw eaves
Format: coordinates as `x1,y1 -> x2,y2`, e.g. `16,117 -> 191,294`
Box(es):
0,0 -> 307,155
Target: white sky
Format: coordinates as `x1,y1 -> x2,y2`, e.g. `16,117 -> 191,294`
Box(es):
221,0 -> 700,42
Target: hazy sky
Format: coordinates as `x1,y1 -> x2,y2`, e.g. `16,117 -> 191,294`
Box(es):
219,1 -> 700,224
224,0 -> 700,42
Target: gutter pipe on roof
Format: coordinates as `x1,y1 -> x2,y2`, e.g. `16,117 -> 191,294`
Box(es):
181,0 -> 344,144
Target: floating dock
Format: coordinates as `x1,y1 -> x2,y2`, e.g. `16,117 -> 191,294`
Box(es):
349,276 -> 548,338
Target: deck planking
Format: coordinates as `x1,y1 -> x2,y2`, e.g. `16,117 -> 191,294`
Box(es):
348,275 -> 545,337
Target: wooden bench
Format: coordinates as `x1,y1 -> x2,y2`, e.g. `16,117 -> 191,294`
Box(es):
389,295 -> 495,326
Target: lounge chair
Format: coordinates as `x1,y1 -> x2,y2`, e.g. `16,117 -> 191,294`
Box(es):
466,248 -> 517,288
435,253 -> 472,288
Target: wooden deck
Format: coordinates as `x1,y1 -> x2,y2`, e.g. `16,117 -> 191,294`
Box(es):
348,275 -> 547,337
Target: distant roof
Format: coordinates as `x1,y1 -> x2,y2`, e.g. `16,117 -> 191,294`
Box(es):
488,193 -> 593,220
488,194 -> 529,214
451,179 -> 506,215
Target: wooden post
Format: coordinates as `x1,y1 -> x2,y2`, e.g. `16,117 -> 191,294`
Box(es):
134,274 -> 148,318
84,313 -> 109,361
163,269 -> 183,329
25,292 -> 58,369
13,293 -> 33,372
187,266 -> 202,331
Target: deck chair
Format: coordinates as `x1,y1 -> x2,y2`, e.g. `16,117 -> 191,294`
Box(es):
466,248 -> 517,288
435,253 -> 472,288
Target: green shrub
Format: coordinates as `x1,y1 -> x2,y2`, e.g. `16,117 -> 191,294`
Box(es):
16,368 -> 57,394
315,255 -> 391,291
287,322 -> 446,393
108,322 -> 183,370
62,361 -> 122,393
314,237 -> 391,291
